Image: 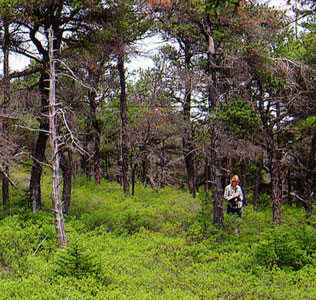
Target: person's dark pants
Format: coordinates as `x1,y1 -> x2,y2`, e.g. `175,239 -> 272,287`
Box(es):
227,205 -> 243,218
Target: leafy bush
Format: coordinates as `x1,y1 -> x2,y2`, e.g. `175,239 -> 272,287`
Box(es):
253,223 -> 316,271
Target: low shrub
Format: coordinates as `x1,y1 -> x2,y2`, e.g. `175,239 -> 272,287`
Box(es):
253,223 -> 316,271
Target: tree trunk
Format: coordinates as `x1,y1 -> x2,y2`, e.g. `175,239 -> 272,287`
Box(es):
118,54 -> 130,196
29,57 -> 51,213
240,158 -> 248,206
2,20 -> 10,213
89,91 -> 102,184
131,162 -> 136,196
270,144 -> 282,226
147,150 -> 158,193
286,168 -> 292,205
254,153 -> 263,211
201,18 -> 223,224
204,156 -> 210,204
61,150 -> 72,215
48,28 -> 66,248
80,118 -> 92,181
160,141 -> 166,188
29,99 -> 49,213
182,49 -> 196,198
210,129 -> 223,227
303,127 -> 316,216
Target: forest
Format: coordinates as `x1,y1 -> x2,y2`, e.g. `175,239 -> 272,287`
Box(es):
0,0 -> 316,298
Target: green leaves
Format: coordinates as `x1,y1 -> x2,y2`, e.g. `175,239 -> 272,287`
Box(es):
55,237 -> 101,279
253,223 -> 316,271
217,97 -> 259,137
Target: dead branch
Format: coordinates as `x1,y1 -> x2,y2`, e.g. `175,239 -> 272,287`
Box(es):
290,192 -> 306,204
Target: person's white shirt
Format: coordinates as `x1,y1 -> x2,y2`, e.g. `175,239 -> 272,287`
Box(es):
224,184 -> 243,208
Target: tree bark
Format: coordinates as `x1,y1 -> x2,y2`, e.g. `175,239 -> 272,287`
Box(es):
204,20 -> 223,226
89,90 -> 102,184
182,48 -> 196,198
254,153 -> 263,211
269,144 -> 282,226
240,158 -> 248,206
286,168 -> 292,205
2,20 -> 10,213
204,156 -> 210,205
61,150 -> 72,215
80,118 -> 92,181
211,154 -> 223,226
303,127 -> 316,216
131,162 -> 136,196
48,28 -> 66,248
118,54 -> 130,196
210,128 -> 223,227
29,72 -> 49,213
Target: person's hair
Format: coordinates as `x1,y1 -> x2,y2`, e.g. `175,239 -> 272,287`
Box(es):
231,175 -> 239,183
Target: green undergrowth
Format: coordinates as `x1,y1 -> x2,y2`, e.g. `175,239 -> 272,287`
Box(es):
0,176 -> 316,299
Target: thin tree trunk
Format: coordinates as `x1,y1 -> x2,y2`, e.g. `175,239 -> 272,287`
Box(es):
160,141 -> 166,188
210,128 -> 223,227
147,150 -> 158,193
89,91 -> 101,184
226,156 -> 233,186
131,162 -> 136,196
240,158 -> 248,206
204,156 -> 210,204
271,102 -> 283,226
287,168 -> 292,205
29,72 -> 49,213
2,20 -> 10,213
254,153 -> 263,211
182,49 -> 196,198
303,127 -> 316,216
200,18 -> 224,224
80,119 -> 92,181
270,144 -> 282,226
48,28 -> 66,248
61,150 -> 72,215
118,54 -> 130,196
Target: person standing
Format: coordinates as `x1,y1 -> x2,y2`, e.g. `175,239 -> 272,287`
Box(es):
224,175 -> 244,218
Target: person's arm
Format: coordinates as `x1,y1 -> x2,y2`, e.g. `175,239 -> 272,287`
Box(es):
224,185 -> 237,201
224,186 -> 230,201
237,186 -> 243,201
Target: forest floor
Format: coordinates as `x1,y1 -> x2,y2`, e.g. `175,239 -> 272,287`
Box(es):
0,172 -> 316,299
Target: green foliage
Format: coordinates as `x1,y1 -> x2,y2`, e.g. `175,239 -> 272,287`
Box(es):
54,237 -> 101,279
298,116 -> 316,132
1,178 -> 316,299
253,223 -> 316,271
218,97 -> 259,137
0,211 -> 56,275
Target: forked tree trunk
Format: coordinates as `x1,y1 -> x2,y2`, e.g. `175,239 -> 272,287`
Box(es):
48,28 -> 66,248
118,54 -> 130,196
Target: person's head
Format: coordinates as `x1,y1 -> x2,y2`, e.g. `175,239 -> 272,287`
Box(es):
231,175 -> 239,188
